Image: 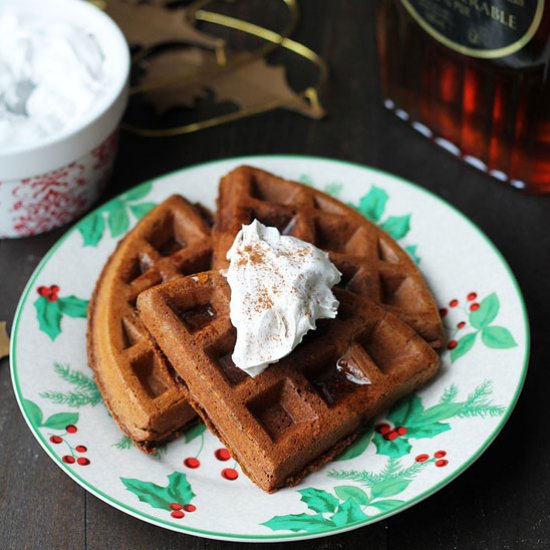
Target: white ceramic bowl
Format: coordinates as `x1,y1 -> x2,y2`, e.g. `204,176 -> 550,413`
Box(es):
0,0 -> 130,238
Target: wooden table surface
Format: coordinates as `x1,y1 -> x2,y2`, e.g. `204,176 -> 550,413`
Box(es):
1,1 -> 550,548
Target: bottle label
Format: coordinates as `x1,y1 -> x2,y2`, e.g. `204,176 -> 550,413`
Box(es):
401,0 -> 544,58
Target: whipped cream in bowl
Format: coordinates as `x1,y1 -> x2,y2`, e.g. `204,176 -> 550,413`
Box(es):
0,12 -> 110,151
0,0 -> 129,238
225,220 -> 342,377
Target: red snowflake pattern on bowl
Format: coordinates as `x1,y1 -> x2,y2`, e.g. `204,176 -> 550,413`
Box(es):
10,164 -> 87,236
0,130 -> 119,238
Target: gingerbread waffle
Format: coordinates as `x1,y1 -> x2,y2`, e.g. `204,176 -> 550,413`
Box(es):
213,166 -> 445,348
87,195 -> 213,452
137,270 -> 439,492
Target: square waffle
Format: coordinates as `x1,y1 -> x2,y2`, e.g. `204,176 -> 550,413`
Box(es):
138,270 -> 439,492
87,195 -> 213,451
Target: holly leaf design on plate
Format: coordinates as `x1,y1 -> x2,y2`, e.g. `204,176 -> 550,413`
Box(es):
373,433 -> 412,458
23,399 -> 43,427
42,412 -> 79,430
58,296 -> 88,318
123,182 -> 153,202
371,478 -> 411,499
129,203 -> 156,220
387,394 -> 424,426
183,422 -> 206,443
333,426 -> 374,461
379,215 -> 411,240
34,297 -> 62,341
298,488 -> 339,513
331,498 -> 368,526
278,462 -> 422,532
323,182 -> 343,197
34,293 -> 89,341
107,199 -> 131,238
22,398 -> 78,431
355,186 -> 388,222
450,292 -> 516,361
405,244 -> 421,264
77,182 -> 158,247
262,513 -> 333,533
78,212 -> 105,247
450,332 -> 477,362
121,472 -> 195,511
481,326 -> 517,349
298,174 -> 314,186
406,422 -> 451,439
350,186 -> 413,240
334,486 -> 370,506
469,292 -> 499,329
370,381 -> 504,458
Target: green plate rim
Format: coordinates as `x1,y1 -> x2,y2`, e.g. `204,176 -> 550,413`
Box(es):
10,154 -> 530,542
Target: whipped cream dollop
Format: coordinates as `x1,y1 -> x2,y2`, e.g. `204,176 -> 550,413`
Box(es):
0,11 -> 109,150
226,220 -> 341,377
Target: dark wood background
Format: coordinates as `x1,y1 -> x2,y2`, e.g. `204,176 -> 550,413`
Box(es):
1,1 -> 549,548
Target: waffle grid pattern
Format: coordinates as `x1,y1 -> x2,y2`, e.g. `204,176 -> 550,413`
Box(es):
213,166 -> 444,348
88,196 -> 213,450
138,271 -> 438,491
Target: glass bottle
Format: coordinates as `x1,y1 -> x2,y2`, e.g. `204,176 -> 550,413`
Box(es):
376,0 -> 550,193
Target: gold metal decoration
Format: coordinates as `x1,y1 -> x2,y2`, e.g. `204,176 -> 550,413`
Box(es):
100,0 -> 328,137
0,321 -> 9,360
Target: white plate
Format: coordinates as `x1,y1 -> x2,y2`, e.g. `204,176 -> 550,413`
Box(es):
10,156 -> 529,542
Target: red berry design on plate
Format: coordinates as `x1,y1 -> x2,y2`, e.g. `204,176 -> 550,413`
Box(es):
37,285 -> 60,302
435,459 -> 449,467
171,510 -> 185,519
467,292 -> 477,301
439,308 -> 448,318
222,468 -> 238,480
183,504 -> 196,512
215,448 -> 231,461
77,457 -> 90,466
169,503 -> 183,511
434,450 -> 447,458
62,455 -> 75,464
385,430 -> 399,441
449,299 -> 459,307
396,426 -> 407,436
457,321 -> 466,329
376,423 -> 391,435
470,303 -> 480,311
415,454 -> 429,463
75,445 -> 87,453
184,457 -> 200,469
66,424 -> 77,434
447,340 -> 458,350
50,435 -> 62,444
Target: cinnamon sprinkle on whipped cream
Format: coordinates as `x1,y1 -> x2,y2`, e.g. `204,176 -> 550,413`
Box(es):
225,219 -> 341,377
